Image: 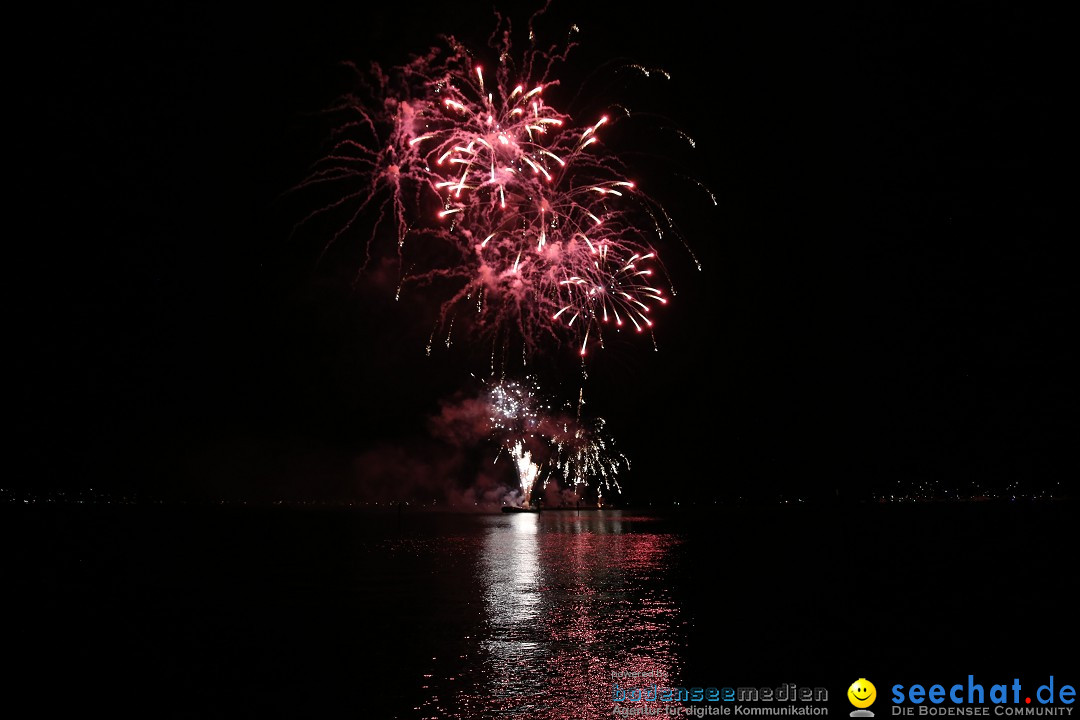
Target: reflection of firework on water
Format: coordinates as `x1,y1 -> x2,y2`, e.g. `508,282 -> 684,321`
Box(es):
295,9 -> 700,361
484,376 -> 624,505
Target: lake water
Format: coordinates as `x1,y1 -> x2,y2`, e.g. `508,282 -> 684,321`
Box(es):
6,503 -> 1075,718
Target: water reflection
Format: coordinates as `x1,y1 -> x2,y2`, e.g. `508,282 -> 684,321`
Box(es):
418,510 -> 686,718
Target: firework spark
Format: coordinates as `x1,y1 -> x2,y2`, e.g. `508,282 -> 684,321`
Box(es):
485,376 -> 625,506
487,376 -> 546,506
295,10 -> 699,364
547,416 -> 628,502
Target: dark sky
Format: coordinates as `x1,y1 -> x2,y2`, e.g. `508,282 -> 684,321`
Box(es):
12,2 -> 1071,502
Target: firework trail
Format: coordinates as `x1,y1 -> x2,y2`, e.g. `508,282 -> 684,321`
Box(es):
294,7 -> 700,364
485,376 -> 625,506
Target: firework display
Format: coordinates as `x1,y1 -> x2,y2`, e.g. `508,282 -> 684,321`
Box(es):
299,8 -> 702,502
485,378 -> 627,507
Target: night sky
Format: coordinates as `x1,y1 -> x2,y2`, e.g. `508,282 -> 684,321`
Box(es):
12,2 -> 1071,503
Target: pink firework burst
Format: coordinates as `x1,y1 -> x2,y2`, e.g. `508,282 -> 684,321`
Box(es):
294,7 -> 701,364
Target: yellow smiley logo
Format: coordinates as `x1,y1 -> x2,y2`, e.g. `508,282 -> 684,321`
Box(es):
848,679 -> 877,709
